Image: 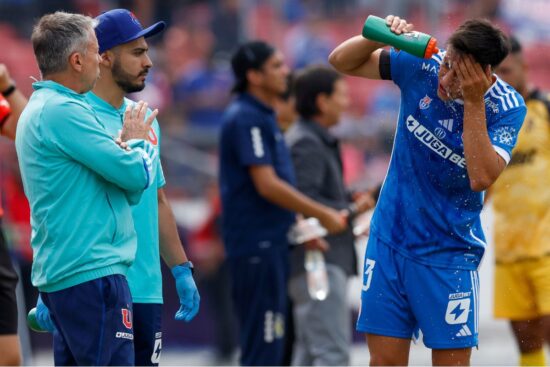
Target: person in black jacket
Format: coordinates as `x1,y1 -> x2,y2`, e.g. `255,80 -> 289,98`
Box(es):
285,65 -> 374,366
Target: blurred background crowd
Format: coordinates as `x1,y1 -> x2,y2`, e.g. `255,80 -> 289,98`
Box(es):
2,0 -> 550,364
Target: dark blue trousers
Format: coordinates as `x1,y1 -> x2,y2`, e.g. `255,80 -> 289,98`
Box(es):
133,303 -> 162,366
228,247 -> 289,366
42,274 -> 134,366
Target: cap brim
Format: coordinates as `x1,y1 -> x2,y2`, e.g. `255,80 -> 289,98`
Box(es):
122,21 -> 166,45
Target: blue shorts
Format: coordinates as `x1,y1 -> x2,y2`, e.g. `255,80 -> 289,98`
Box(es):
42,274 -> 134,366
133,303 -> 162,366
228,246 -> 288,366
356,236 -> 479,349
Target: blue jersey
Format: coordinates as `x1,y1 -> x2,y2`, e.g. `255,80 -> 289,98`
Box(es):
219,93 -> 296,258
371,49 -> 526,270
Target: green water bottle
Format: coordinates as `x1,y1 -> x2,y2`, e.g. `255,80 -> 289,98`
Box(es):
362,15 -> 439,59
27,308 -> 47,333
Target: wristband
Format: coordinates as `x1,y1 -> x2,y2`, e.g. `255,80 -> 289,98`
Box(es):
177,261 -> 195,274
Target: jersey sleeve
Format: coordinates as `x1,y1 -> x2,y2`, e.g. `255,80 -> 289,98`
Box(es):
488,105 -> 527,164
42,100 -> 156,192
389,47 -> 425,89
233,111 -> 273,166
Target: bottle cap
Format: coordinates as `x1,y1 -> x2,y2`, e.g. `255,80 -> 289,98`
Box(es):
424,37 -> 439,58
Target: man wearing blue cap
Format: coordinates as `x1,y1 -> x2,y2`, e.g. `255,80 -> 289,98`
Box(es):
88,8 -> 200,366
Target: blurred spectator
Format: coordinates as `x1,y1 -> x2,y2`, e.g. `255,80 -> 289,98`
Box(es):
286,65 -> 374,365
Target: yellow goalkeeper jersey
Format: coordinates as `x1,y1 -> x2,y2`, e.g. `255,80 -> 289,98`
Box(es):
492,90 -> 550,263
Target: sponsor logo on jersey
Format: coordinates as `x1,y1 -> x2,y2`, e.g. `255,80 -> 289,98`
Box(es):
438,119 -> 454,132
406,115 -> 466,168
419,95 -> 432,110
121,308 -> 133,329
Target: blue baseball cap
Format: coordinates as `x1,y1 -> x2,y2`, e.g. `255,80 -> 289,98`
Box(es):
95,9 -> 166,53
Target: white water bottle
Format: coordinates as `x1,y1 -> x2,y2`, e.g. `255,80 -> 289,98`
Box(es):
304,249 -> 330,301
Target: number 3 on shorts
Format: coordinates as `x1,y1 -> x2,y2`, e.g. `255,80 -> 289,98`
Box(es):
362,258 -> 376,292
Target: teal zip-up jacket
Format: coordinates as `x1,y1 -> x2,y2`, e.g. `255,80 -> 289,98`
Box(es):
15,80 -> 157,292
86,92 -> 166,304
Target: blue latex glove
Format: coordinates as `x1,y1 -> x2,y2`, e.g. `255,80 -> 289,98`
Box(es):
36,294 -> 56,332
171,265 -> 200,322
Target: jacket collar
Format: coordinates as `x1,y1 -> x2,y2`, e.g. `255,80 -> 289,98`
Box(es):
239,92 -> 275,114
299,119 -> 338,146
32,80 -> 86,100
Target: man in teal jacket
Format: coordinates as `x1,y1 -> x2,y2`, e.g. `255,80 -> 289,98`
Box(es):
87,9 -> 200,365
16,11 -> 157,365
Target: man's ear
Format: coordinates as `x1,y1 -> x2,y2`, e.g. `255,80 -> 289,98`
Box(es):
100,51 -> 113,67
68,52 -> 84,72
316,93 -> 329,114
247,69 -> 263,88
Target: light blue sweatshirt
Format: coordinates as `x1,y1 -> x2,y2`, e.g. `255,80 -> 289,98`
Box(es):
86,92 -> 166,303
15,80 -> 157,292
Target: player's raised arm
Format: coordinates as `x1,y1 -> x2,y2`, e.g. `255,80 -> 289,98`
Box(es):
328,15 -> 413,79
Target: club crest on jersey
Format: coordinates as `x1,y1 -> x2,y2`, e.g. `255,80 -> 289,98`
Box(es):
492,126 -> 516,145
148,127 -> 158,145
419,95 -> 432,110
121,308 -> 133,329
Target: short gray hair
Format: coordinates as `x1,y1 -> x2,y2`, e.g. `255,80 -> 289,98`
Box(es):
31,12 -> 98,77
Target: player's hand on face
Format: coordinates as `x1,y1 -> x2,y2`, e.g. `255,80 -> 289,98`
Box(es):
455,55 -> 493,103
0,64 -> 12,92
385,15 -> 414,35
120,100 -> 158,142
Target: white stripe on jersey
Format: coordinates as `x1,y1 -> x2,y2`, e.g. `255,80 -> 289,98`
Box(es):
497,80 -> 520,108
493,83 -> 512,110
488,80 -> 520,112
489,89 -> 509,111
469,228 -> 486,247
251,127 -> 265,158
431,50 -> 445,64
493,145 -> 511,164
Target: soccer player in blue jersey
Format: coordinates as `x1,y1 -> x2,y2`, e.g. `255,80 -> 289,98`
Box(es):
86,9 -> 199,365
330,16 -> 526,365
